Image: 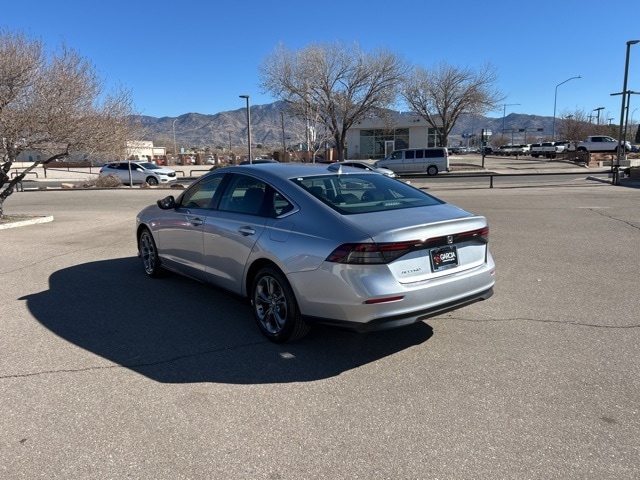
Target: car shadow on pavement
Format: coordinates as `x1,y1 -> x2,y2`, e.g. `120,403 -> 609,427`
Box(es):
21,257 -> 433,384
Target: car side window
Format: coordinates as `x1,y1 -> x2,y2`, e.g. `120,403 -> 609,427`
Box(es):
218,174 -> 268,216
180,175 -> 224,209
272,191 -> 294,216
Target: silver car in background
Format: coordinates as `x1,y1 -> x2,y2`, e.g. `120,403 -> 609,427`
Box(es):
100,161 -> 177,186
336,160 -> 397,177
136,163 -> 495,342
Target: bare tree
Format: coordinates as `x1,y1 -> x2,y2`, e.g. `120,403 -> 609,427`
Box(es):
283,102 -> 336,162
0,30 -> 139,217
557,109 -> 603,142
402,62 -> 504,147
259,42 -> 408,161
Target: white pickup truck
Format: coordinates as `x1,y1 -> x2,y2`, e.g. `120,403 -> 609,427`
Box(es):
496,144 -> 529,156
530,141 -> 570,159
574,136 -> 631,153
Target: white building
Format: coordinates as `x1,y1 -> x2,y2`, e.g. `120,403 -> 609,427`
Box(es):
346,114 -> 443,160
126,141 -> 166,162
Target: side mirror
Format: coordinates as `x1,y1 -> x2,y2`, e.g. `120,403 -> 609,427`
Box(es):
157,195 -> 176,210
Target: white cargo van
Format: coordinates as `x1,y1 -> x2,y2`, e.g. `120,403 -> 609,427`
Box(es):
374,148 -> 449,175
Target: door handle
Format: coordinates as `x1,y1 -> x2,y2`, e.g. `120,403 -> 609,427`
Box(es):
238,226 -> 256,236
190,218 -> 203,227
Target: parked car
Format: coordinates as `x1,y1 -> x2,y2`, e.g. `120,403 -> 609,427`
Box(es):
374,148 -> 449,175
100,161 -> 177,186
239,159 -> 279,165
481,146 -> 494,155
496,145 -> 519,156
136,163 -> 495,343
336,160 -> 397,177
575,136 -> 631,153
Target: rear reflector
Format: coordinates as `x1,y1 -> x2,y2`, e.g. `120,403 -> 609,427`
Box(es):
364,296 -> 404,304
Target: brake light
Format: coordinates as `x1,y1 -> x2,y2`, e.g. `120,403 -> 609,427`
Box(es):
326,241 -> 419,264
326,227 -> 489,265
455,226 -> 489,244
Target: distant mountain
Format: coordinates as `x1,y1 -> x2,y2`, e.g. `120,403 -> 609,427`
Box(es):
135,102 -> 290,152
136,102 -> 555,151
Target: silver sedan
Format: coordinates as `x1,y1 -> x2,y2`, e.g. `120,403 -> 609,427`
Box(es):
136,163 -> 495,342
336,160 -> 397,177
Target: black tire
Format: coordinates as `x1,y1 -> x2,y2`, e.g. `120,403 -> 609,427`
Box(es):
138,228 -> 162,277
146,176 -> 159,186
426,165 -> 438,176
251,265 -> 309,343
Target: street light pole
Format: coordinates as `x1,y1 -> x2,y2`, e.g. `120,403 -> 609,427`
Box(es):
593,107 -> 604,126
553,76 -> 581,141
624,91 -> 639,143
502,103 -> 520,135
280,111 -> 286,161
172,118 -> 178,161
239,95 -> 252,164
614,40 -> 639,179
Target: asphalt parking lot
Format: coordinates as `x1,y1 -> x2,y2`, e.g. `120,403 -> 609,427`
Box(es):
1,179 -> 639,479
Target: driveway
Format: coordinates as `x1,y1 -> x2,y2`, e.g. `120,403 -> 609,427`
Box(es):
1,184 -> 639,479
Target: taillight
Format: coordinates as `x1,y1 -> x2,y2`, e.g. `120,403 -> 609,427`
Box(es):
326,241 -> 419,264
455,226 -> 489,244
326,227 -> 489,265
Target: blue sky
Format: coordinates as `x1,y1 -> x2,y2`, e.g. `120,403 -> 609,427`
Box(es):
3,0 -> 639,123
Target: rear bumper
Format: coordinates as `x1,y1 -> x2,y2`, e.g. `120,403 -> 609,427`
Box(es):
303,286 -> 493,332
291,255 -> 496,332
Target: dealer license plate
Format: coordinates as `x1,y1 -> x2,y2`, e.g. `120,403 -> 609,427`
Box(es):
430,245 -> 458,272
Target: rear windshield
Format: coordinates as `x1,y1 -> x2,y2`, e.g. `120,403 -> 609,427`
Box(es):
291,173 -> 444,214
